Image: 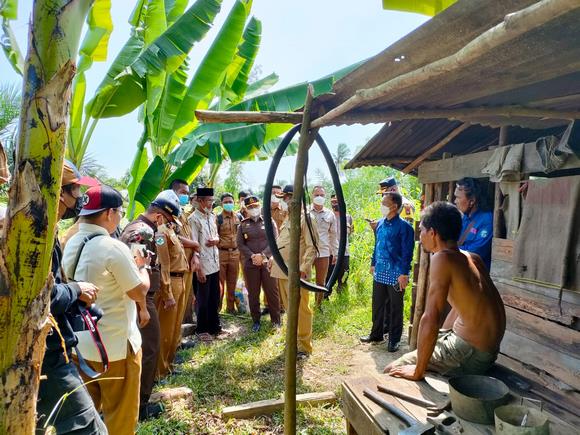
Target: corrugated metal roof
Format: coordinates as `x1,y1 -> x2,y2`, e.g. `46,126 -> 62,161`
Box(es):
322,0 -> 580,171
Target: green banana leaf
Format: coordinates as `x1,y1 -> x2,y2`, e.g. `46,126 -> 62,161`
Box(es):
0,0 -> 17,19
132,0 -> 222,78
68,0 -> 113,164
382,0 -> 456,16
227,16 -> 261,102
165,0 -> 189,26
134,154 -> 167,207
172,0 -> 251,140
126,133 -> 149,218
0,0 -> 23,75
143,0 -> 168,118
88,0 -> 223,119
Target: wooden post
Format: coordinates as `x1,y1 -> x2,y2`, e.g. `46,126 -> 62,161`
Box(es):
493,126 -> 509,238
410,183 -> 434,349
284,85 -> 316,435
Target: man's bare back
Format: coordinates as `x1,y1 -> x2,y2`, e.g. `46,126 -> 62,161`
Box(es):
440,249 -> 505,353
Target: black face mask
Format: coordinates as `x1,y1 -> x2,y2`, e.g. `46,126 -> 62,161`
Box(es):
62,196 -> 83,220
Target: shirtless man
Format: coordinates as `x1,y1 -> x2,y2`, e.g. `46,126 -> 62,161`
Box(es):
385,201 -> 505,380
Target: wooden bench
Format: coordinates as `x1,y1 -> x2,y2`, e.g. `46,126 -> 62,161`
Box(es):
341,373 -> 576,434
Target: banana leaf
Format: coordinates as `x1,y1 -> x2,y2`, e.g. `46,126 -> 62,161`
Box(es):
226,16 -> 261,102
382,0 -> 456,16
134,154 -> 167,207
0,0 -> 23,75
143,0 -> 168,117
165,0 -> 189,25
132,0 -> 222,77
171,0 -> 251,140
88,0 -> 222,119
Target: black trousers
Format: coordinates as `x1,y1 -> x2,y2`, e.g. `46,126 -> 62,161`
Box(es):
195,271 -> 221,334
370,280 -> 404,345
37,354 -> 107,434
244,265 -> 280,324
139,292 -> 160,412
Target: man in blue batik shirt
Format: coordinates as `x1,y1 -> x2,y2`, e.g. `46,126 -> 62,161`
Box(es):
454,178 -> 493,270
360,192 -> 415,352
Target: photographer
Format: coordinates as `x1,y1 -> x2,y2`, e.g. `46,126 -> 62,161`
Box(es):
63,185 -> 150,435
36,160 -> 106,434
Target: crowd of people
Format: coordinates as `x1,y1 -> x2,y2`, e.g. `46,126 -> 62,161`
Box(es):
36,159 -> 503,434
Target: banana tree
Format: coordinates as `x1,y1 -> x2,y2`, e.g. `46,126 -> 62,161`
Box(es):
0,0 -> 92,432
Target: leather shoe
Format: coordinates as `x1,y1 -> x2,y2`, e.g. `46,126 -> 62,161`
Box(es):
359,335 -> 383,344
388,342 -> 400,352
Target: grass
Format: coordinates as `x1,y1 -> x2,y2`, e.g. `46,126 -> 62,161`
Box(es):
137,254 -> 415,434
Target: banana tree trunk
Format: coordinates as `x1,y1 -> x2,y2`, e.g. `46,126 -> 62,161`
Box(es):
0,1 -> 92,433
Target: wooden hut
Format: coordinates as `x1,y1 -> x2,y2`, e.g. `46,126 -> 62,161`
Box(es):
327,0 -> 580,427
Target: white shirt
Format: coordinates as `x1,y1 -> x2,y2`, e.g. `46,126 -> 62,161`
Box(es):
63,223 -> 143,361
310,206 -> 338,258
189,209 -> 220,275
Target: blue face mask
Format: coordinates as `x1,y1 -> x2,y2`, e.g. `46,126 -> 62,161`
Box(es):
178,194 -> 189,206
223,203 -> 235,212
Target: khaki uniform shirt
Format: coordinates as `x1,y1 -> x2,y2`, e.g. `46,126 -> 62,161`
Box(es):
63,223 -> 143,361
189,209 -> 220,275
310,206 -> 338,258
178,206 -> 195,263
270,214 -> 318,279
217,211 -> 240,250
271,205 -> 288,232
237,216 -> 277,268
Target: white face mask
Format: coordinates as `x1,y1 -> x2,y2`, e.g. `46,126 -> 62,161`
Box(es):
313,196 -> 325,206
380,205 -> 390,217
280,200 -> 289,212
248,208 -> 261,218
271,195 -> 280,204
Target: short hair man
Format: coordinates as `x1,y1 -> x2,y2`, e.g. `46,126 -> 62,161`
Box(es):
269,185 -> 318,358
270,185 -> 287,231
63,185 -> 150,434
189,187 -> 221,337
36,161 -> 106,434
217,192 -> 240,314
327,193 -> 353,293
238,190 -> 251,220
385,201 -> 506,380
120,190 -> 182,420
361,192 -> 414,352
454,177 -> 493,270
310,185 -> 338,307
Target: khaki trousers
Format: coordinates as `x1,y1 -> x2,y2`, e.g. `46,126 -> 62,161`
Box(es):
155,275 -> 186,378
182,270 -> 194,324
219,249 -> 239,311
278,278 -> 313,354
82,345 -> 142,435
314,256 -> 330,306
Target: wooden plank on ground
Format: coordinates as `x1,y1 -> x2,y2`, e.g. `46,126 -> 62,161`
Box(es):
492,238 -> 514,262
500,330 -> 580,391
150,387 -> 193,404
222,391 -> 337,419
505,306 -> 580,357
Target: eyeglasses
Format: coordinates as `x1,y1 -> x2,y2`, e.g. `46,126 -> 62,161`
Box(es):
115,207 -> 125,217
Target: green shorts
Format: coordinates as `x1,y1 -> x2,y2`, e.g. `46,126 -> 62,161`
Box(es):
391,331 -> 497,376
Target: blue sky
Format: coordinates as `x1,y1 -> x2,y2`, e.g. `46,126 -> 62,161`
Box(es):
0,1 -> 427,188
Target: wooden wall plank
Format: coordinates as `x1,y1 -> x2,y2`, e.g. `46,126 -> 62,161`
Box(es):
495,280 -> 577,325
500,330 -> 580,391
505,306 -> 580,357
492,238 -> 514,262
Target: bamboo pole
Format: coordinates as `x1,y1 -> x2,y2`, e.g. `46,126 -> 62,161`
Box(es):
196,109 -> 303,124
195,106 -> 580,126
310,0 -> 580,128
410,183 -> 434,349
284,85 -> 317,435
402,123 -> 470,173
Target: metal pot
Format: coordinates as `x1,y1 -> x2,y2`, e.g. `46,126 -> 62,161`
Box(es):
495,405 -> 549,435
449,375 -> 510,424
